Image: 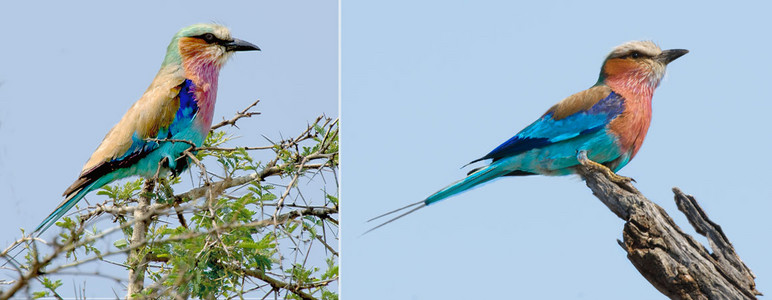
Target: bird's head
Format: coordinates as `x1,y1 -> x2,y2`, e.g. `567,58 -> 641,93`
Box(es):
162,23 -> 260,71
597,41 -> 687,96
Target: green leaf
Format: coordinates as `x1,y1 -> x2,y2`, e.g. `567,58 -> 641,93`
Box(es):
113,239 -> 128,249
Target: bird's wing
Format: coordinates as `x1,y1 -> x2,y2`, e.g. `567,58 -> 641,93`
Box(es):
471,85 -> 624,164
63,75 -> 190,198
368,86 -> 626,234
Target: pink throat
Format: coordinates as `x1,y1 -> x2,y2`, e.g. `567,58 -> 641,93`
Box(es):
185,60 -> 222,132
605,72 -> 656,157
605,69 -> 658,100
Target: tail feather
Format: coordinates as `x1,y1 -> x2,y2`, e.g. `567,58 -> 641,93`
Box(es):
364,163 -> 510,234
2,187 -> 89,267
425,163 -> 509,205
34,185 -> 92,234
35,171 -> 117,234
1,241 -> 25,268
1,177 -> 107,267
363,200 -> 425,235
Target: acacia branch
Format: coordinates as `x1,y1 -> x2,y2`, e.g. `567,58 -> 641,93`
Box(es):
0,217 -> 90,300
223,262 -> 320,300
127,179 -> 155,298
0,104 -> 338,299
210,99 -> 261,130
75,159 -> 332,227
577,165 -> 761,299
0,203 -> 337,300
36,207 -> 337,274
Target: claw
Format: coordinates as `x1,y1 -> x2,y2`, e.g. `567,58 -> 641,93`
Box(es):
576,150 -> 636,184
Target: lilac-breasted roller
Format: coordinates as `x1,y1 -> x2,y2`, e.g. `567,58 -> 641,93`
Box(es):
368,41 -> 687,232
35,24 -> 260,234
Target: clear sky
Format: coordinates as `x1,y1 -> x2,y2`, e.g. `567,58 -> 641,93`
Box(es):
0,1 -> 337,297
342,1 -> 771,299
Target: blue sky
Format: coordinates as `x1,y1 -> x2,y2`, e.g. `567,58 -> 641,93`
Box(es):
0,1 -> 337,297
2,1 -> 771,299
342,1 -> 771,299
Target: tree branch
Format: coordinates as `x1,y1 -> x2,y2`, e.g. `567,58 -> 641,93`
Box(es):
577,166 -> 761,299
0,104 -> 338,299
210,99 -> 261,131
223,262 -> 320,300
127,179 -> 155,298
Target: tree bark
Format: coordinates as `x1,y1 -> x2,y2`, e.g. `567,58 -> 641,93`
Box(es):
577,166 -> 761,300
127,179 -> 154,298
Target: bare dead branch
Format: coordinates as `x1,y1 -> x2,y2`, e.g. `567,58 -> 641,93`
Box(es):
577,165 -> 760,299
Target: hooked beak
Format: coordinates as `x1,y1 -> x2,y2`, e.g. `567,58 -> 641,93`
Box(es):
657,49 -> 688,64
224,38 -> 261,52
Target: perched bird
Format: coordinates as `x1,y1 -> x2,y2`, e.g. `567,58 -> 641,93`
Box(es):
368,41 -> 687,232
35,24 -> 260,234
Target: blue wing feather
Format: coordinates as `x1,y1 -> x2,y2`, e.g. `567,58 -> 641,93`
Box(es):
473,91 -> 625,163
37,79 -> 200,235
114,79 -> 198,164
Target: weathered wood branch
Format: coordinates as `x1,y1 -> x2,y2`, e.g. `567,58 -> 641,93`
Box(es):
577,166 -> 760,300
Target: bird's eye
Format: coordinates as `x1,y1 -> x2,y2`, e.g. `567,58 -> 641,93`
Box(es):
201,33 -> 216,43
630,52 -> 641,59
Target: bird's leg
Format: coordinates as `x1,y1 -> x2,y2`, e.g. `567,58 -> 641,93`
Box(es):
576,150 -> 635,184
153,157 -> 187,227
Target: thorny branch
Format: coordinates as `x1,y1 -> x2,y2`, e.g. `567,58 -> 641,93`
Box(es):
210,99 -> 261,130
0,101 -> 339,300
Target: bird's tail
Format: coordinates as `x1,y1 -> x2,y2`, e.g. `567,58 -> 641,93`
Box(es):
2,180 -> 104,267
365,163 -> 509,234
34,183 -> 97,234
2,185 -> 95,268
425,163 -> 509,205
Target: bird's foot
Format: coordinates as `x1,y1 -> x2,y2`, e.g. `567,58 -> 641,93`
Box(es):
576,150 -> 636,185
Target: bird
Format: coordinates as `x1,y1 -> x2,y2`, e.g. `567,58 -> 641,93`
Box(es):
34,24 -> 260,235
368,41 -> 687,233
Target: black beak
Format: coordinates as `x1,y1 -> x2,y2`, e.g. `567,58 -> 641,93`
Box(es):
224,38 -> 261,52
657,49 -> 688,64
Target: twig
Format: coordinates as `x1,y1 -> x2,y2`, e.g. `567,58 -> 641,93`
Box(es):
210,99 -> 261,130
222,262 -> 321,300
